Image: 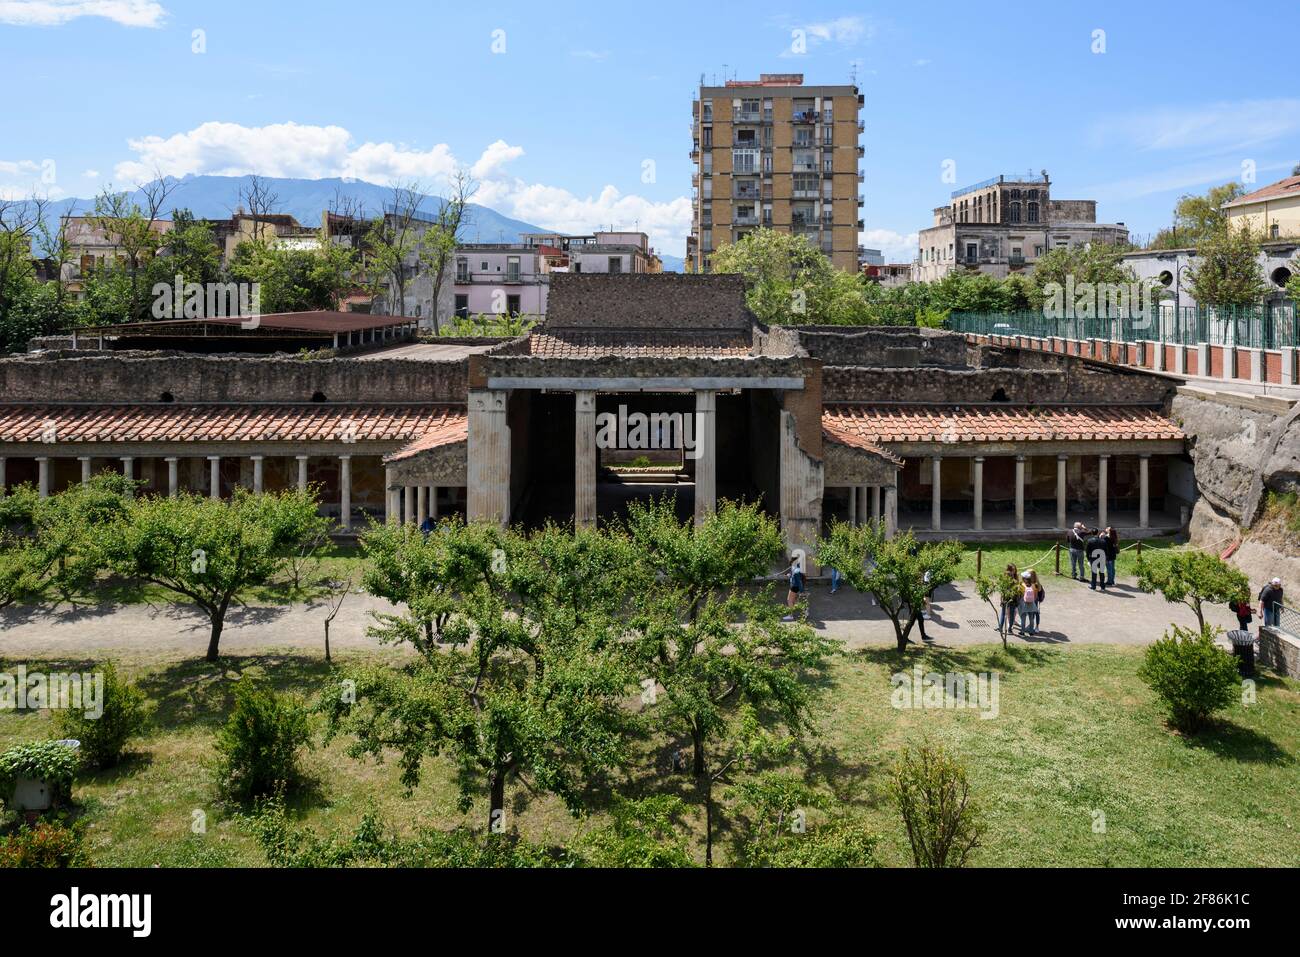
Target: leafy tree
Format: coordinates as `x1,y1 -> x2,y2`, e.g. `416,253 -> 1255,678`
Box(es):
817,523 -> 962,653
227,239 -> 346,314
147,209 -> 222,290
577,795 -> 696,868
1187,224 -> 1268,307
88,177 -> 178,321
417,169 -> 476,334
52,660 -> 148,770
25,473 -> 136,603
366,182 -> 428,318
1030,242 -> 1137,302
890,743 -> 984,868
621,497 -> 833,865
1138,624 -> 1241,734
325,521 -> 638,830
101,488 -> 328,661
975,568 -> 1022,649
1149,182 -> 1246,249
214,675 -> 313,802
729,771 -> 878,868
1135,548 -> 1250,632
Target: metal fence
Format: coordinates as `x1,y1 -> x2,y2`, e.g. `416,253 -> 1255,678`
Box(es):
1273,602 -> 1300,640
949,303 -> 1299,349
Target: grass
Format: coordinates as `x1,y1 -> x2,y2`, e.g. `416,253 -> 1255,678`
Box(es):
954,537 -> 1180,581
2,640 -> 1296,868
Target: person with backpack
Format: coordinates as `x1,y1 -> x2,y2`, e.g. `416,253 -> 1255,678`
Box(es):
1229,592 -> 1254,634
1086,529 -> 1109,591
1259,578 -> 1284,628
1027,569 -> 1045,633
781,554 -> 805,621
1018,571 -> 1041,636
1066,522 -> 1088,580
997,563 -> 1020,636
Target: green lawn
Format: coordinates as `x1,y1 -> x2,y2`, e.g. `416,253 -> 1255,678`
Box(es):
3,641 -> 1295,867
954,537 -> 1181,581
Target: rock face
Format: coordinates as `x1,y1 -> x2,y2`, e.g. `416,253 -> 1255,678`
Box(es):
1170,388 -> 1300,525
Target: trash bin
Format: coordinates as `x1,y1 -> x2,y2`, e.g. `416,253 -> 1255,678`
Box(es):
1227,630 -> 1256,678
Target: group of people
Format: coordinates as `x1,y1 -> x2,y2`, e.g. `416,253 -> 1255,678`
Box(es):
1066,522 -> 1120,591
1231,577 -> 1285,635
998,564 -> 1046,637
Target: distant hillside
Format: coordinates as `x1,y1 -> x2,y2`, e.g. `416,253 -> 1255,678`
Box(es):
43,173 -> 549,244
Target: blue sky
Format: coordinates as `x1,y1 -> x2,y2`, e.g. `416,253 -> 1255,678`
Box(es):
3,0 -> 1298,263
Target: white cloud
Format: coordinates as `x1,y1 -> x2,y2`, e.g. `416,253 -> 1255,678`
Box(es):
569,49 -> 609,60
861,227 -> 918,264
801,15 -> 872,45
108,120 -> 694,254
0,158 -> 64,200
0,0 -> 166,27
1080,159 -> 1294,204
1092,99 -> 1300,154
83,168 -> 99,178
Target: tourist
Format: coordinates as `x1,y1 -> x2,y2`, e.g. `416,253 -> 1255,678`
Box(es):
1085,528 -> 1109,591
1229,592 -> 1254,634
419,515 -> 436,537
1027,569 -> 1045,633
781,555 -> 805,621
1067,522 -> 1088,580
997,563 -> 1020,635
1259,578 -> 1284,628
1104,526 -> 1119,587
1018,571 -> 1040,636
830,566 -> 842,594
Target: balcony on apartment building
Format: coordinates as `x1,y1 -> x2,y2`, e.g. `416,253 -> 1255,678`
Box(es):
792,110 -> 820,123
733,108 -> 760,123
733,213 -> 760,227
733,184 -> 761,200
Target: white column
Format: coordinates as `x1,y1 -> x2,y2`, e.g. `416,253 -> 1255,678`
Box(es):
121,456 -> 135,497
78,456 -> 92,484
857,485 -> 868,527
296,455 -> 309,492
385,466 -> 396,525
37,456 -> 50,498
1014,454 -> 1026,530
1098,454 -> 1109,528
972,456 -> 984,531
871,485 -> 880,522
574,390 -> 597,528
0,456 -> 6,499
251,455 -> 264,494
430,485 -> 439,519
930,455 -> 942,531
1056,454 -> 1067,529
848,486 -> 857,526
166,457 -> 179,497
405,486 -> 416,525
417,485 -> 428,526
339,455 -> 352,530
1139,454 -> 1150,529
884,486 -> 898,538
467,389 -> 511,524
208,456 -> 221,500
693,389 -> 717,526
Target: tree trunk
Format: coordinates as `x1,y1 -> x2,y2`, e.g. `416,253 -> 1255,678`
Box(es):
324,618 -> 331,663
205,615 -> 224,662
704,775 -> 714,867
692,727 -> 705,779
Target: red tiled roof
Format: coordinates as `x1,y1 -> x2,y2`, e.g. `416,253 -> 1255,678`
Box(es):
1223,174 -> 1300,208
822,427 -> 903,464
0,404 -> 466,445
822,405 -> 1184,444
385,419 -> 469,462
527,329 -> 752,359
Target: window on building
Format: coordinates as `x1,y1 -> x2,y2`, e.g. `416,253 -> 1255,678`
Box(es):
1027,202 -> 1039,223
733,148 -> 758,173
506,256 -> 520,282
1271,223 -> 1281,239
701,100 -> 712,122
506,294 -> 521,315
794,127 -> 813,147
454,294 -> 469,318
702,127 -> 712,148
794,150 -> 816,172
608,257 -> 622,274
822,155 -> 833,173
965,242 -> 978,262
455,258 -> 468,282
762,152 -> 772,173
1009,202 -> 1021,223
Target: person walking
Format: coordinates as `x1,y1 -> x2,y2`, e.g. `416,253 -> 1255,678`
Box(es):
1067,522 -> 1088,580
1104,526 -> 1119,588
1085,528 -> 1109,591
997,563 -> 1020,636
1259,578 -> 1284,628
1018,571 -> 1040,636
781,555 -> 805,621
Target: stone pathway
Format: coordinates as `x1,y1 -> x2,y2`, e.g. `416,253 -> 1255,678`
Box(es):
0,573 -> 1244,661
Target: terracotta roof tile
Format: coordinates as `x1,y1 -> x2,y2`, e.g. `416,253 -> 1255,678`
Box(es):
822,405 -> 1184,445
527,329 -> 752,359
0,404 -> 466,446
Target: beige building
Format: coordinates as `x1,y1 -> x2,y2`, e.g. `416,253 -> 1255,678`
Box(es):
914,171 -> 1128,283
687,73 -> 864,273
1223,174 -> 1300,240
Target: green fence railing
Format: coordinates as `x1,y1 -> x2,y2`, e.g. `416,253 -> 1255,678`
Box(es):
948,303 -> 1299,350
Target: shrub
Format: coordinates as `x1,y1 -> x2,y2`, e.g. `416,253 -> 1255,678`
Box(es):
1138,624 -> 1240,734
214,676 -> 313,803
890,743 -> 984,868
0,820 -> 91,868
52,661 -> 148,770
0,741 -> 79,805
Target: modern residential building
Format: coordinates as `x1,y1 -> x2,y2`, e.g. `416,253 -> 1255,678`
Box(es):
914,171 -> 1128,283
1223,173 -> 1300,240
454,231 -> 661,319
863,263 -> 913,288
59,215 -> 173,297
687,73 -> 865,273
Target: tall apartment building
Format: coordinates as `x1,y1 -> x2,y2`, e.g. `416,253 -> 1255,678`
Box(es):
914,171 -> 1129,283
687,73 -> 865,273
